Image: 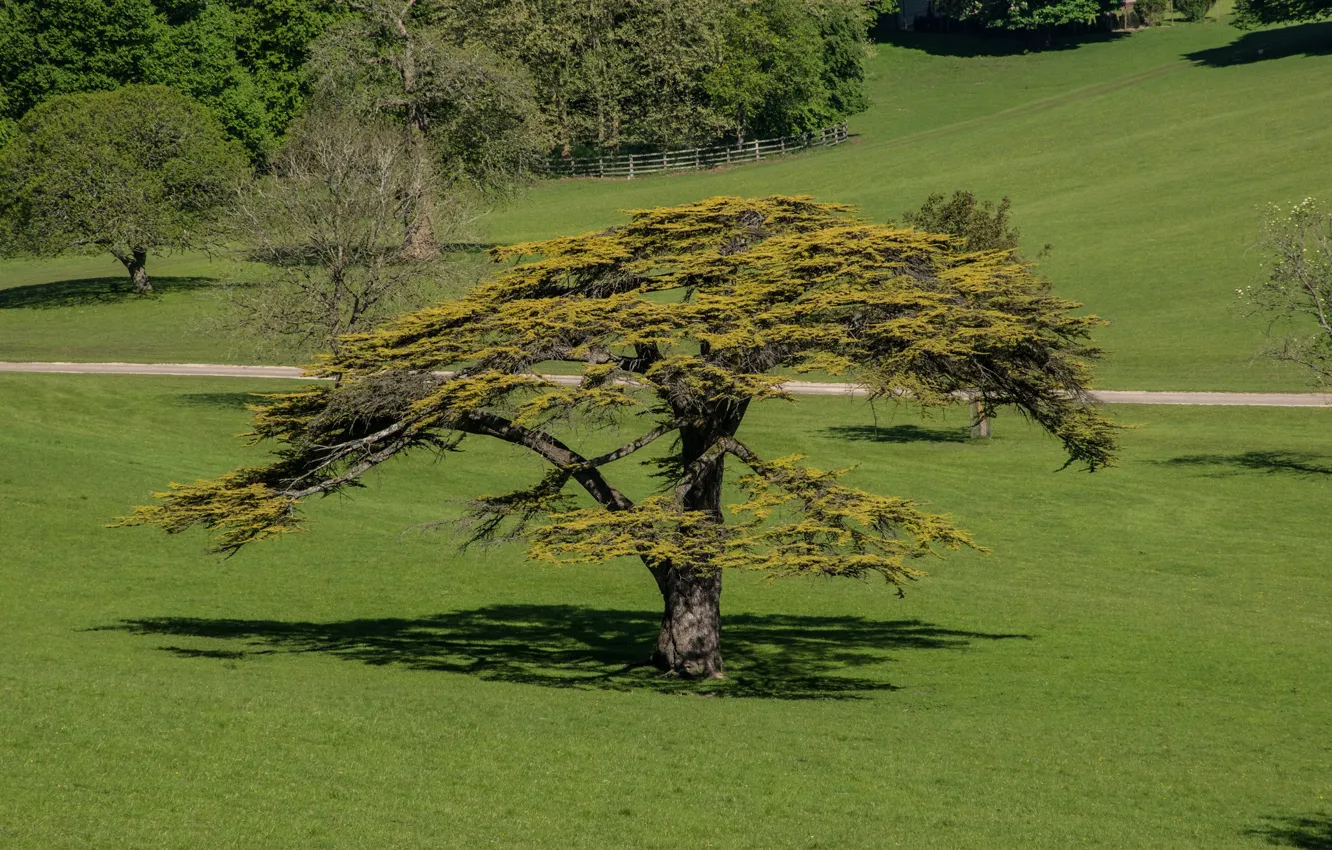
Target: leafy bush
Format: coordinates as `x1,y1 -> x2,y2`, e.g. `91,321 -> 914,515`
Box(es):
1176,0 -> 1213,20
1133,0 -> 1170,25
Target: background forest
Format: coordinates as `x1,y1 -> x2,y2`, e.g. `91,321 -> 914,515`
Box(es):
0,0 -> 877,161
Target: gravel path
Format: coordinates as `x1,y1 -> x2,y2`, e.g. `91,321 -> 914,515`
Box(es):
2,361 -> 1330,407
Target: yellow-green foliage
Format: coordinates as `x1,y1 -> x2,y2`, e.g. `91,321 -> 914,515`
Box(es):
123,195 -> 1116,579
115,470 -> 302,554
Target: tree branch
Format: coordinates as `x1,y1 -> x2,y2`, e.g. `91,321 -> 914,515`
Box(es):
584,423 -> 677,469
456,411 -> 634,511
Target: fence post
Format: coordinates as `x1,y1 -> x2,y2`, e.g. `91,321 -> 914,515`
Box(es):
753,139 -> 760,161
598,156 -> 604,178
628,153 -> 635,180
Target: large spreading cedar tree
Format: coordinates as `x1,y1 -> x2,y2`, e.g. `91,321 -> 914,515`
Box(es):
121,196 -> 1118,678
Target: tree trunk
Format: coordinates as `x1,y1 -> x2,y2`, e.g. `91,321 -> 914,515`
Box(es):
114,247 -> 151,293
652,565 -> 724,678
647,403 -> 748,678
401,213 -> 438,260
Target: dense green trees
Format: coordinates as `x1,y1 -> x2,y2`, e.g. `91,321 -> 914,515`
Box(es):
0,85 -> 247,291
465,0 -> 875,153
1,0 -> 874,159
932,0 -> 1116,30
0,0 -> 344,157
1233,0 -> 1331,24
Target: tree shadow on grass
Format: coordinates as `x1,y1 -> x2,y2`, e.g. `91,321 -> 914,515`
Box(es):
174,392 -> 279,410
1245,813 -> 1332,849
874,28 -> 1128,58
99,605 -> 1031,700
1158,450 -> 1332,477
0,276 -> 217,309
1185,21 -> 1332,67
823,424 -> 970,444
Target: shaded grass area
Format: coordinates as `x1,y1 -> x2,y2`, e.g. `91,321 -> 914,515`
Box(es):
0,275 -> 218,309
2,373 -> 1330,847
0,254 -> 259,364
1161,450 -> 1332,476
100,607 -> 1029,699
1247,814 -> 1332,848
1185,20 -> 1332,66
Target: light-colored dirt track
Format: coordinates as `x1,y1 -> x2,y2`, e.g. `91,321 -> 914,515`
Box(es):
2,361 -> 1330,407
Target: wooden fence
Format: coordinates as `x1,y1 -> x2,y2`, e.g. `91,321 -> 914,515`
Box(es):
541,122 -> 849,179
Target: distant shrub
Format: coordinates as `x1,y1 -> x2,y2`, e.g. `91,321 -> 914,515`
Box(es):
1175,0 -> 1213,20
902,191 -> 1021,252
1133,0 -> 1170,25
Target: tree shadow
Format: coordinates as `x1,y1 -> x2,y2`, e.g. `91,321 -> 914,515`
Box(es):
1158,450 -> 1332,477
823,424 -> 970,444
0,276 -> 217,309
98,604 -> 1031,700
874,28 -> 1128,58
1245,814 -> 1332,849
174,392 -> 277,410
1185,21 -> 1332,67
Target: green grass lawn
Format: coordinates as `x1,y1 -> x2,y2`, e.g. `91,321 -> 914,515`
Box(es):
3,373 -> 1330,848
3,23 -> 1331,390
0,253 -> 266,364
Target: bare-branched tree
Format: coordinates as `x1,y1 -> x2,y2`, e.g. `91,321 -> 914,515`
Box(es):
223,110 -> 477,356
1241,199 -> 1332,384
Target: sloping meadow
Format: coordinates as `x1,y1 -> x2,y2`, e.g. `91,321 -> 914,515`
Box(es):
2,373 -> 1329,847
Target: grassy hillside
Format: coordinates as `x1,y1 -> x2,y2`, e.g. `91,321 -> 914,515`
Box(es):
2,373 -> 1330,847
486,22 -> 1332,391
3,23 -> 1330,389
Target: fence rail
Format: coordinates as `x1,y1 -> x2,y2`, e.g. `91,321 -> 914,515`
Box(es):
541,122 -> 849,179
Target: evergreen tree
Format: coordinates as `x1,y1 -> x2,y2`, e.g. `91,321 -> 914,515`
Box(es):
121,196 -> 1118,677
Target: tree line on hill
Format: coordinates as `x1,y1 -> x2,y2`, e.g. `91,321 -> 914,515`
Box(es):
0,0 -> 878,160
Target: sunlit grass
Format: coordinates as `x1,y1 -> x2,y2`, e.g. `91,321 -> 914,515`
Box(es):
2,373 -> 1329,847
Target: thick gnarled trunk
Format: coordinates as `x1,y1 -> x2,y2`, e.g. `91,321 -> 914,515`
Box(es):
652,566 -> 723,678
113,247 -> 151,293
648,402 -> 747,678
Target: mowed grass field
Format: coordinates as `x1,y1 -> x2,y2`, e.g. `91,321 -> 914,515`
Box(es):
3,373 -> 1331,848
4,22 -> 1331,389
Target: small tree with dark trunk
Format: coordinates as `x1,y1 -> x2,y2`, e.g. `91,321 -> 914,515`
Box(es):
0,85 -> 247,292
120,195 -> 1118,678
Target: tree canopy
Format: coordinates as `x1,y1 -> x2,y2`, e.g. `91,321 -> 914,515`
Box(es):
1233,0 -> 1331,25
1,0 -> 874,158
0,0 -> 345,157
932,0 -> 1115,30
307,0 -> 549,196
120,195 -> 1117,677
0,84 -> 247,291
